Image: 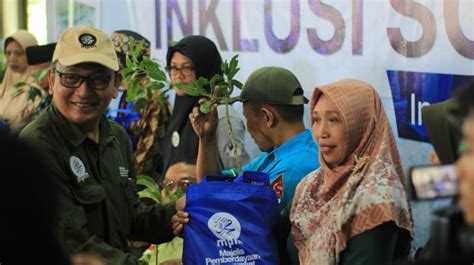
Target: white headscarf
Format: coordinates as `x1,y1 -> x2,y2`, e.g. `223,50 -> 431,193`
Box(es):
0,30 -> 41,133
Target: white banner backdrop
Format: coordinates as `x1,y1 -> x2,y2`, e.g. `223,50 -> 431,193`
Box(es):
63,0 -> 474,250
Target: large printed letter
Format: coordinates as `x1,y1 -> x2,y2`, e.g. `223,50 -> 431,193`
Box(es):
233,0 -> 258,52
307,0 -> 345,55
199,0 -> 228,51
155,0 -> 162,48
167,0 -> 193,46
264,0 -> 300,53
352,0 -> 363,55
444,0 -> 474,59
387,0 -> 436,58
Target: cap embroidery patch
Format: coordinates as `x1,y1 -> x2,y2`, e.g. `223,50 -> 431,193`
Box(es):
78,33 -> 97,49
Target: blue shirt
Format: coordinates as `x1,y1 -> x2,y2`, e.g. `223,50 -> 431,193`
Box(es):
225,129 -> 320,209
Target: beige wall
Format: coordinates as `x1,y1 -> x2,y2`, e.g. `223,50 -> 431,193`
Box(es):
2,0 -> 20,39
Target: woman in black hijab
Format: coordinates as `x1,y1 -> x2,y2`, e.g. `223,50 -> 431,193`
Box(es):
161,35 -> 250,179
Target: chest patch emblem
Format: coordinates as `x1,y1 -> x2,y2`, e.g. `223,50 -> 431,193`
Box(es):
70,156 -> 90,183
172,131 -> 180,147
271,174 -> 283,200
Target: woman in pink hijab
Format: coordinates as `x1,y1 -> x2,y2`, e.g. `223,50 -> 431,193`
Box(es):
291,79 -> 413,265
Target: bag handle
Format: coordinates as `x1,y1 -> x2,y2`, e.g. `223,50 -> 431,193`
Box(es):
234,171 -> 270,186
200,175 -> 236,183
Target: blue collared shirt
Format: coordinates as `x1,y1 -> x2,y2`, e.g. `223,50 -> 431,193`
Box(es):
225,129 -> 320,209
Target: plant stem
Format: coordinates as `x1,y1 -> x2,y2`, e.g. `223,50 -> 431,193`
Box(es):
224,92 -> 242,174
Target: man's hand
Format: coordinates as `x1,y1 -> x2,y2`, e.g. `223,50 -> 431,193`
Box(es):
189,98 -> 218,140
172,196 -> 189,236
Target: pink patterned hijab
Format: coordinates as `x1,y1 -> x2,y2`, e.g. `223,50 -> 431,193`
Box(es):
290,79 -> 413,264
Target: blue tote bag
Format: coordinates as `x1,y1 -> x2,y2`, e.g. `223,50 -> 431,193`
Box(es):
183,171 -> 280,265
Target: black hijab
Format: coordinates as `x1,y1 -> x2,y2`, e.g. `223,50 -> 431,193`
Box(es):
160,35 -> 222,178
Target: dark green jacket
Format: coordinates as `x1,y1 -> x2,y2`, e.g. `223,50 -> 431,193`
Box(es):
20,105 -> 175,264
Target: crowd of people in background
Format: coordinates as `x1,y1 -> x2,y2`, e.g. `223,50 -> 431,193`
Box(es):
1,24 -> 473,265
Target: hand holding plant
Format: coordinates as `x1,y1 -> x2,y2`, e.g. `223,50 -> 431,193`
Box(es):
122,40 -> 245,173
177,55 -> 244,173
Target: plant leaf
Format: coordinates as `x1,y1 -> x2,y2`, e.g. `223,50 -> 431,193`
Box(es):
132,98 -> 148,112
209,74 -> 223,91
231,79 -> 243,90
227,96 -> 242,105
221,59 -> 229,75
227,67 -> 239,80
125,54 -> 134,69
120,67 -> 134,79
14,82 -> 27,89
229,55 -> 239,72
200,99 -> 214,113
213,85 -> 226,98
11,87 -> 24,98
146,82 -> 165,91
175,83 -> 206,97
137,175 -> 159,190
31,68 -> 48,80
195,77 -> 209,90
138,189 -> 161,204
28,87 -> 42,102
142,58 -> 166,81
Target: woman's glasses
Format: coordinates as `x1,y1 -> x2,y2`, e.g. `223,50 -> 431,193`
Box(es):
166,66 -> 195,77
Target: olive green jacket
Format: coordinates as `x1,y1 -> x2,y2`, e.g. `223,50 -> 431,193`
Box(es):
20,104 -> 175,264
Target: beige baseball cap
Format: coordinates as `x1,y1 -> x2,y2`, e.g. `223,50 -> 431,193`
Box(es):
53,25 -> 119,71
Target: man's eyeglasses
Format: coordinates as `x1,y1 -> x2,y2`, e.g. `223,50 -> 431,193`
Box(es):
160,177 -> 197,192
54,69 -> 112,90
166,65 -> 195,77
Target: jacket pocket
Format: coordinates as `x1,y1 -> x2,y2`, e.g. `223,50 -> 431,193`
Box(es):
71,178 -> 106,204
70,178 -> 107,239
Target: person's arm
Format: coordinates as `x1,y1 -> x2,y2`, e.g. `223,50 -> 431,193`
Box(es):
128,197 -> 176,244
339,221 -> 399,265
118,123 -> 176,245
50,159 -> 144,265
189,101 -> 221,180
26,130 -> 170,265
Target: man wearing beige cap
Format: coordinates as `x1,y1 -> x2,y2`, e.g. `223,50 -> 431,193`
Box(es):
19,25 -> 175,264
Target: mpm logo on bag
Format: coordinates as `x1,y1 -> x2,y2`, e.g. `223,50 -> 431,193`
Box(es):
208,212 -> 243,248
183,172 -> 280,265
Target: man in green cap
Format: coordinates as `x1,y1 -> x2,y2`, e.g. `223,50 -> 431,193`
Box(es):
191,66 -> 319,210
19,25 -> 175,264
176,66 -> 320,264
